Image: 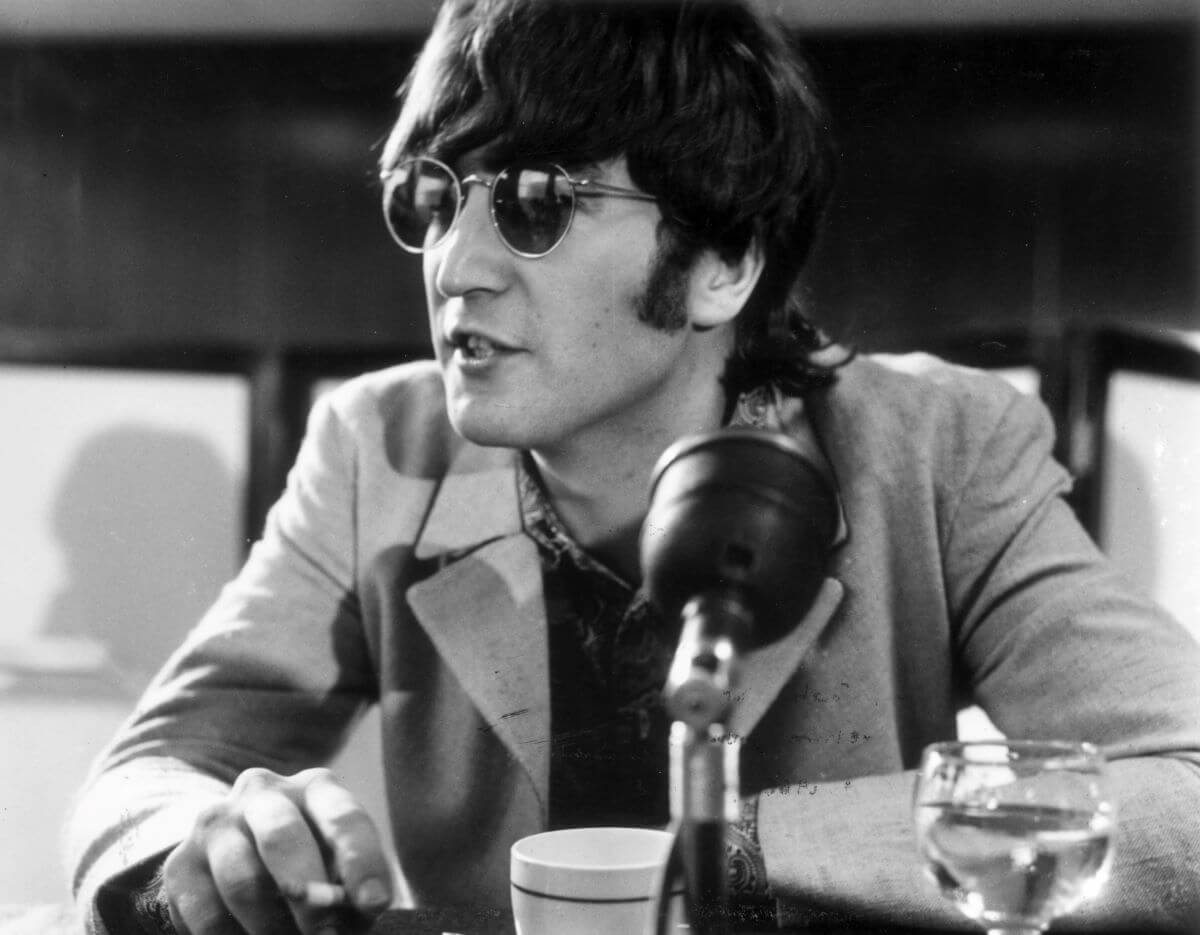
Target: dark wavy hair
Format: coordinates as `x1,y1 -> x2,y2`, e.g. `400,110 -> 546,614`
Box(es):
381,0 -> 850,397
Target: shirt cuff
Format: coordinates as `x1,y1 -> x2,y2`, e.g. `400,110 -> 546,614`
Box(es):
96,855 -> 176,935
726,792 -> 771,900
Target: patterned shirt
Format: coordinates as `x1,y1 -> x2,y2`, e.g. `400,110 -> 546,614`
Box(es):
519,456 -> 676,829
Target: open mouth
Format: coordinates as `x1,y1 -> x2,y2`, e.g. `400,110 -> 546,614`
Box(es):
458,333 -> 498,362
447,329 -> 516,366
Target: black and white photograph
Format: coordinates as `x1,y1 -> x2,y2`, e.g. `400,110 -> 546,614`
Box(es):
2,1 -> 1199,933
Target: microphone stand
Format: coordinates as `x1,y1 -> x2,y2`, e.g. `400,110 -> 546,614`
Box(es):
639,428 -> 839,935
649,591 -> 751,935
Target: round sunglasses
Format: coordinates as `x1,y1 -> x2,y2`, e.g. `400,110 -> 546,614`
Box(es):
380,156 -> 658,259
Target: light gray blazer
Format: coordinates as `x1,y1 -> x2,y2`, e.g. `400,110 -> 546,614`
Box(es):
69,354 -> 1200,933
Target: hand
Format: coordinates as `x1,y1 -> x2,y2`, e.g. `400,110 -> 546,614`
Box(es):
162,767 -> 393,935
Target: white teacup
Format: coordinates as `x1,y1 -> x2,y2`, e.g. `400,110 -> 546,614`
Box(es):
510,826 -> 686,935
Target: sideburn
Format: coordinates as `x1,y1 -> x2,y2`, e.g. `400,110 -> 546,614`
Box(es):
632,233 -> 695,333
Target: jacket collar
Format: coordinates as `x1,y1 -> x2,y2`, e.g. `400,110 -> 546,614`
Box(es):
413,441 -> 524,560
405,436 -> 845,814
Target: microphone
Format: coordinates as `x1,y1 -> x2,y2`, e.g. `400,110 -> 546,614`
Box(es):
639,429 -> 838,935
640,428 -> 838,651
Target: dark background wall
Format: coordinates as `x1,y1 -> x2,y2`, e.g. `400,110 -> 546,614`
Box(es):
2,20 -> 1196,355
808,27 -> 1197,348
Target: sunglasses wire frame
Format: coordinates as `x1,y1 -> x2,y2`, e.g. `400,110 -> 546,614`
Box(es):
381,155 -> 657,259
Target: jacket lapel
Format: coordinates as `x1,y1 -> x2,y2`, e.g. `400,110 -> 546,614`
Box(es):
728,577 -> 844,738
405,444 -> 553,806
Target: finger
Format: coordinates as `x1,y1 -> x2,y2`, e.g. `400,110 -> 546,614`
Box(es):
208,823 -> 298,935
298,770 -> 393,915
163,846 -> 244,935
244,789 -> 339,933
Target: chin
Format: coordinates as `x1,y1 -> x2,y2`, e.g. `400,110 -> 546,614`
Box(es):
446,400 -> 537,451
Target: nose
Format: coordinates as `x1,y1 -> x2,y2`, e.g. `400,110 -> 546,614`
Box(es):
430,182 -> 508,299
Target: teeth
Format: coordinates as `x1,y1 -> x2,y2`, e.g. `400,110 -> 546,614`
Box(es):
462,334 -> 496,360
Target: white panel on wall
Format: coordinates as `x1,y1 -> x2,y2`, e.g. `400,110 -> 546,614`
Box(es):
1101,369 -> 1200,641
0,363 -> 248,903
991,366 -> 1040,398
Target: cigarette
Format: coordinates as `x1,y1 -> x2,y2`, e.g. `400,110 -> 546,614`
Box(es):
280,880 -> 349,907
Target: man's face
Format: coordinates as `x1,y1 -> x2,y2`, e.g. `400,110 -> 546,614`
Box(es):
422,153 -> 728,460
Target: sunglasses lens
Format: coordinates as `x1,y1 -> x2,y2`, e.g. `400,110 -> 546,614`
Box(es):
384,158 -> 458,252
492,165 -> 573,256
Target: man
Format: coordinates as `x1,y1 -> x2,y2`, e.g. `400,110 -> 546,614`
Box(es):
69,1 -> 1200,933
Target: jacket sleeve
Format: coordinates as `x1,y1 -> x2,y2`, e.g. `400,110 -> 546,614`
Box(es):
759,388 -> 1200,932
66,390 -> 377,935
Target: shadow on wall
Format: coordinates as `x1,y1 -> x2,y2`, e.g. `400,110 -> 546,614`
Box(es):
38,424 -> 237,693
0,423 -> 239,904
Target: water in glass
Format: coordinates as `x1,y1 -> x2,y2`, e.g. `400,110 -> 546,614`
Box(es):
913,740 -> 1114,935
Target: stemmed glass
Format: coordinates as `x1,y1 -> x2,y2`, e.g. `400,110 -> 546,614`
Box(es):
913,740 -> 1115,935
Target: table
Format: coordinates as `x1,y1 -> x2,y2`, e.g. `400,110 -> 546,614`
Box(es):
370,906 -> 514,934
0,904 -> 1166,935
367,908 -> 1167,935
0,905 -> 990,935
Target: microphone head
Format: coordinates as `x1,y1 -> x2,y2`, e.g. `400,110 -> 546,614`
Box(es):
639,429 -> 838,648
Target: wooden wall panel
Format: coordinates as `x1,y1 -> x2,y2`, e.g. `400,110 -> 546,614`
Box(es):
1,25 -> 1196,353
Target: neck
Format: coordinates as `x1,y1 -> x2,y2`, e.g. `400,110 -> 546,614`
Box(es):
529,452 -> 653,583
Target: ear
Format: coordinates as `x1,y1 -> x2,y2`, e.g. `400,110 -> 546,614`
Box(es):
687,239 -> 765,329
